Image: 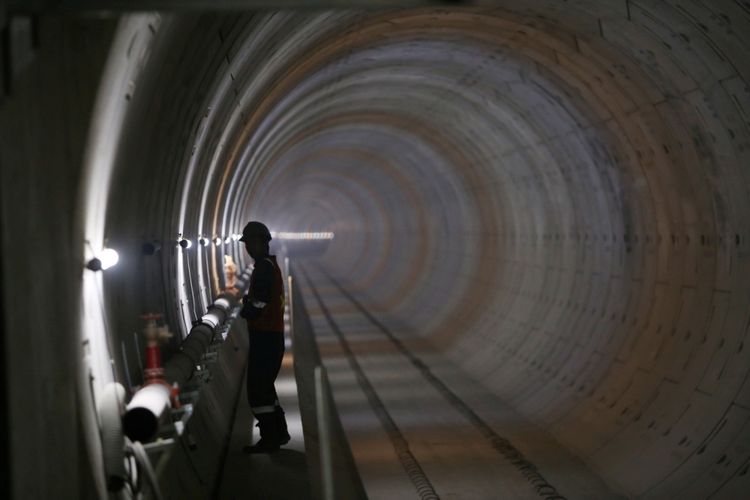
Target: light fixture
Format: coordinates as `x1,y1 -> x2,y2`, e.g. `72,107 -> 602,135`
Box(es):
214,237 -> 222,246
179,238 -> 192,249
101,249 -> 119,269
87,248 -> 120,271
198,237 -> 208,247
274,232 -> 335,240
224,236 -> 231,244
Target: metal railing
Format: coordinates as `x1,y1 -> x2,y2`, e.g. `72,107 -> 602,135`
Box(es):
315,365 -> 334,500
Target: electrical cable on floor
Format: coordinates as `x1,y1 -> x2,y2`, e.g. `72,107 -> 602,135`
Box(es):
184,247 -> 202,322
123,443 -> 141,497
130,440 -> 164,500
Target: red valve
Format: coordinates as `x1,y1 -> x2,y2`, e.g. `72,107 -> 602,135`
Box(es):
139,314 -> 172,384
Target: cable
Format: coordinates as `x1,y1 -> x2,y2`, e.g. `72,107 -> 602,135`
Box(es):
131,441 -> 164,500
184,247 -> 201,322
123,441 -> 141,497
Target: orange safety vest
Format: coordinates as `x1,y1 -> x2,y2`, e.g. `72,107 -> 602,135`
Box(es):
247,255 -> 285,333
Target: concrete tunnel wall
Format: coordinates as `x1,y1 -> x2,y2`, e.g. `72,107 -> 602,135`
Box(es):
1,1 -> 750,498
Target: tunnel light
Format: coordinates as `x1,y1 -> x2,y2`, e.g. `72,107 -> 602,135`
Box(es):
214,237 -> 222,246
274,232 -> 335,241
224,236 -> 231,244
179,238 -> 192,249
101,248 -> 119,269
198,237 -> 209,247
88,248 -> 120,271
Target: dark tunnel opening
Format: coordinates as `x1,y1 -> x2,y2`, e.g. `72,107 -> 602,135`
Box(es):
1,2 -> 750,498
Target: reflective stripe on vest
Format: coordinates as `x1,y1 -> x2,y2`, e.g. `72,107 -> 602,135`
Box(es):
247,255 -> 285,332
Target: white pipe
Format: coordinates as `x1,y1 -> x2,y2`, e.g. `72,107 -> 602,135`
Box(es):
123,383 -> 171,443
98,382 -> 127,491
123,287 -> 240,442
213,297 -> 231,312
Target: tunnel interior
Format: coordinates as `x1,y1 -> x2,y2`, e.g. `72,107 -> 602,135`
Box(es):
2,1 -> 750,499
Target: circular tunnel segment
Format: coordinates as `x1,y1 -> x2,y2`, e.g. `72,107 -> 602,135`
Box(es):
103,4 -> 750,498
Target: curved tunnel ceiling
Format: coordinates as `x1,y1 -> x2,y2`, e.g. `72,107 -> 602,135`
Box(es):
91,3 -> 750,497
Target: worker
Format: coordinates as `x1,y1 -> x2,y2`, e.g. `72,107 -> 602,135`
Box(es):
238,221 -> 290,453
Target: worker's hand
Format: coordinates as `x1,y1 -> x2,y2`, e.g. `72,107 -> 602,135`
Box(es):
240,302 -> 261,320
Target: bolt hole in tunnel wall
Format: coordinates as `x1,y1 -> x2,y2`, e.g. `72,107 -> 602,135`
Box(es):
57,1 -> 749,499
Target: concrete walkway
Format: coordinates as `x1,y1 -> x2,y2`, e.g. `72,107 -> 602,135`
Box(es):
215,310 -> 312,499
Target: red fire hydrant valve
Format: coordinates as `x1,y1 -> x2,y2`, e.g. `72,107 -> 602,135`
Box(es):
139,313 -> 173,384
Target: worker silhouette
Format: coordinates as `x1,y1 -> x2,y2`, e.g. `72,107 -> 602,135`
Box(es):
239,221 -> 290,453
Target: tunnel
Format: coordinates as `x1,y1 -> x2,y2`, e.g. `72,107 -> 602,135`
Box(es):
1,1 -> 750,499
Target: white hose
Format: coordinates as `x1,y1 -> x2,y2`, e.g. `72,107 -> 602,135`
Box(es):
131,440 -> 164,500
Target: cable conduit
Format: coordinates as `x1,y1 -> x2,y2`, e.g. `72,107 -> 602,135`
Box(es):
123,265 -> 251,442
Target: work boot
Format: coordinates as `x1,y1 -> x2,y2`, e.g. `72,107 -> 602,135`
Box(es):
275,406 -> 290,445
243,414 -> 280,454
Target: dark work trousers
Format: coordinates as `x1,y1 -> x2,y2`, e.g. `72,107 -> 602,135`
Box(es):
247,330 -> 285,416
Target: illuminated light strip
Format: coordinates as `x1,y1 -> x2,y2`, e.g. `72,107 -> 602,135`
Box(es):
270,231 -> 335,240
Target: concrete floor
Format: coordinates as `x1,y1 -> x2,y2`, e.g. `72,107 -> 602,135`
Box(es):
217,312 -> 312,499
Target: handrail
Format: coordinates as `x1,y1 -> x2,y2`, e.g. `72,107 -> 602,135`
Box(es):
315,365 -> 334,500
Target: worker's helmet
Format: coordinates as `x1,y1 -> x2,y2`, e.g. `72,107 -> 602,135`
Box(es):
239,221 -> 272,242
